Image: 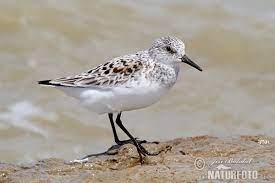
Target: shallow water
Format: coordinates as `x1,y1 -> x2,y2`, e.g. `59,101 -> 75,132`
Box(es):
0,0 -> 274,163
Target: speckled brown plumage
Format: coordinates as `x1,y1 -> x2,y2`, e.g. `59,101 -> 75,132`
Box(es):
51,55 -> 146,87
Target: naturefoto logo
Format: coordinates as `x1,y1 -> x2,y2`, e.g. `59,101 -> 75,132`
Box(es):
194,157 -> 258,180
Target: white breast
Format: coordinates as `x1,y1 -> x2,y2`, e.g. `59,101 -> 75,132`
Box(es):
58,81 -> 170,115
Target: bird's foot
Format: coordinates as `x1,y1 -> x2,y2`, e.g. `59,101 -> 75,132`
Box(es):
70,139 -> 161,165
116,138 -> 159,146
69,145 -> 120,164
127,138 -> 161,164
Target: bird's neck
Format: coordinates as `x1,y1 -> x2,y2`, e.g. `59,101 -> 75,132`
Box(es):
156,58 -> 180,76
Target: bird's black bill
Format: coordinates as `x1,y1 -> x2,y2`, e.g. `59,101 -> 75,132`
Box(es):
181,55 -> 202,71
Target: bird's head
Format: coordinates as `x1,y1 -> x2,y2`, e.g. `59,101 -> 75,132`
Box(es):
149,36 -> 202,71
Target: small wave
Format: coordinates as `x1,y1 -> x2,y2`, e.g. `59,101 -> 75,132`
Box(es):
0,101 -> 57,137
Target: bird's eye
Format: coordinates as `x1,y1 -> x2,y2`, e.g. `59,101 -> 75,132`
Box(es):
165,46 -> 176,54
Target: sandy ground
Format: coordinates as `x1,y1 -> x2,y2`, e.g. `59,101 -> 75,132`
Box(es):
0,135 -> 274,182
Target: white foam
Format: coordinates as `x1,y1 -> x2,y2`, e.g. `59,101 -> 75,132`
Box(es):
0,101 -> 57,137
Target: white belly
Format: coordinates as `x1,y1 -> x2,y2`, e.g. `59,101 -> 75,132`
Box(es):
58,83 -> 170,114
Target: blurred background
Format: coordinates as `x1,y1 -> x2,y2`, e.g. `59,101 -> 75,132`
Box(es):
0,0 -> 274,163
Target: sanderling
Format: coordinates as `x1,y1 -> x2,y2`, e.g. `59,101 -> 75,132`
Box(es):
38,36 -> 202,163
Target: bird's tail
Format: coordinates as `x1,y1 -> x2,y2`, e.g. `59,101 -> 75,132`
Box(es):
38,80 -> 60,87
38,80 -> 52,85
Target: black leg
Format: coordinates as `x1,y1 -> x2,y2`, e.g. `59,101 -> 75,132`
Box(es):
108,113 -> 120,144
109,113 -> 150,145
115,112 -> 145,163
115,112 -> 160,163
75,112 -> 159,163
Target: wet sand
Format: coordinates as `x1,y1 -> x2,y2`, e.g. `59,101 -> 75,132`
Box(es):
0,135 -> 274,182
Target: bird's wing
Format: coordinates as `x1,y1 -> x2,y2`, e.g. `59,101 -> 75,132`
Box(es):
38,54 -> 146,88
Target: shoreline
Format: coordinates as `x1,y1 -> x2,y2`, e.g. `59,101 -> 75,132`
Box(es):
0,135 -> 274,182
